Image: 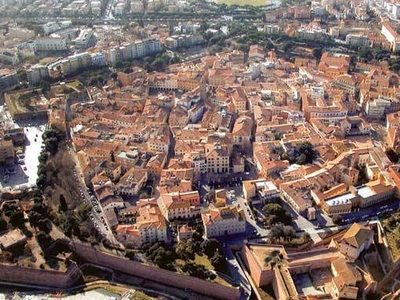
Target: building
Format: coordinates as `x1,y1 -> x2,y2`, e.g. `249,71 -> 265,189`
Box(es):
90,52 -> 107,66
332,74 -> 359,95
27,64 -> 49,85
108,38 -> 161,66
248,44 -> 265,61
0,139 -> 14,164
205,142 -> 230,174
242,179 -> 279,203
116,168 -> 148,196
0,50 -> 19,65
32,38 -> 68,52
0,229 -> 27,250
232,114 -> 253,149
339,223 -> 373,261
393,4 -> 400,19
265,24 -> 280,34
74,29 -> 94,51
381,22 -> 400,52
280,179 -> 313,213
318,52 -> 351,76
241,223 -> 369,299
386,111 -> 400,129
345,34 -> 370,47
160,191 -> 200,221
164,34 -> 204,50
42,20 -> 72,35
115,199 -> 167,247
365,97 -> 391,119
201,205 -> 246,238
0,70 -> 18,91
177,224 -> 195,242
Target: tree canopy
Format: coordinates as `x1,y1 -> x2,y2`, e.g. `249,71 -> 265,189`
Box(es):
282,142 -> 319,165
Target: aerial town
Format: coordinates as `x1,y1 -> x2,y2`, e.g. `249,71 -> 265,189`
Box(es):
1,0 -> 400,299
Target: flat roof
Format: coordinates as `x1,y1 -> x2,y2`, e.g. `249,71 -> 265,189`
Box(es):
325,193 -> 355,206
357,186 -> 375,199
255,181 -> 278,190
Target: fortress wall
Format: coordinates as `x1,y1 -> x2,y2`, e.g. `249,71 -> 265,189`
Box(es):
0,263 -> 82,289
73,242 -> 240,300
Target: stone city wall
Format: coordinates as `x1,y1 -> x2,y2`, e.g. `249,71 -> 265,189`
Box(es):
73,242 -> 240,300
0,262 -> 82,289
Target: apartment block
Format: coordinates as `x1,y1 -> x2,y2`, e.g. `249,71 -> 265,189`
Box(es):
31,38 -> 68,52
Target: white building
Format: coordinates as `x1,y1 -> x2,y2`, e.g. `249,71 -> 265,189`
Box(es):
393,4 -> 400,19
43,20 -> 72,35
27,64 -> 49,85
32,38 -> 68,52
345,34 -> 370,47
381,22 -> 400,52
264,24 -> 281,34
91,52 -> 107,66
365,97 -> 391,118
0,50 -> 19,65
74,29 -> 94,51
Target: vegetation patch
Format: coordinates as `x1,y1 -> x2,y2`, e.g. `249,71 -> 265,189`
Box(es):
5,89 -> 43,116
382,213 -> 400,261
141,233 -> 232,286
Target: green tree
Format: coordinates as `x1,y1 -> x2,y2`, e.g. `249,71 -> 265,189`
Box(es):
332,214 -> 343,225
9,211 -> 24,228
36,231 -> 52,249
313,47 -> 323,60
210,252 -> 225,270
263,203 -> 292,225
28,211 -> 42,228
263,203 -> 285,216
40,80 -> 51,93
0,217 -> 7,231
282,225 -> 295,241
59,194 -> 68,212
200,239 -> 220,258
268,224 -> 284,242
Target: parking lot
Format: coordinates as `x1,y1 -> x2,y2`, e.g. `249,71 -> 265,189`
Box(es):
0,116 -> 46,191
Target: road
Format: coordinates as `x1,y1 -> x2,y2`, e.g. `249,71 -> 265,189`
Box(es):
0,104 -> 46,191
103,0 -> 116,20
223,243 -> 251,300
68,145 -> 119,246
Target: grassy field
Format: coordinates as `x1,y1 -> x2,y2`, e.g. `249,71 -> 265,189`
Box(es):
386,233 -> 400,261
215,0 -> 268,6
175,255 -> 232,287
131,291 -> 155,300
382,213 -> 400,261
